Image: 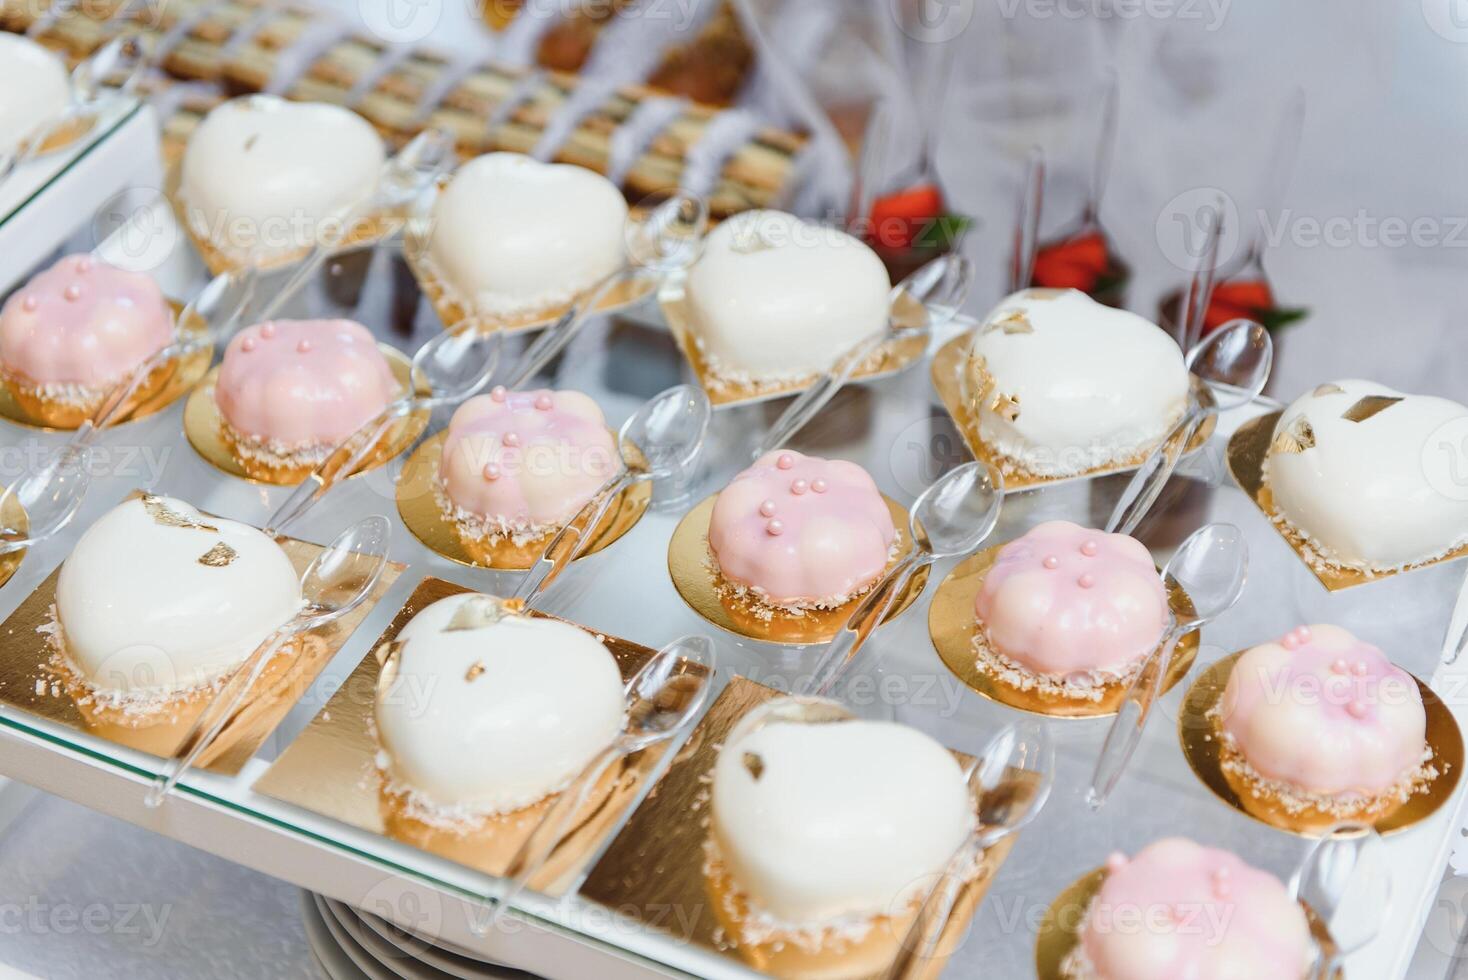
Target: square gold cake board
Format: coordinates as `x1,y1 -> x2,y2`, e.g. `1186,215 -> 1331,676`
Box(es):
0,500 -> 404,776
579,676 -> 1020,980
254,576 -> 682,894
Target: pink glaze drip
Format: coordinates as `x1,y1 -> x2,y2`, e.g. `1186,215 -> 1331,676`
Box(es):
975,520 -> 1168,678
707,450 -> 895,606
0,254 -> 172,387
438,388 -> 616,528
1219,623 -> 1426,797
214,319 -> 398,448
1081,838 -> 1311,980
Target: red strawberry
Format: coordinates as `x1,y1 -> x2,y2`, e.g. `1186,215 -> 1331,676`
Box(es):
868,184 -> 945,250
1203,279 -> 1274,333
1031,231 -> 1110,293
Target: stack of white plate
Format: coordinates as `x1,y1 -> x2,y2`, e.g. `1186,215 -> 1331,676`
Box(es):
301,891 -> 541,980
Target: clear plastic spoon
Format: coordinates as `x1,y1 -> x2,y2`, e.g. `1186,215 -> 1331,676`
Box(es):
0,443 -> 90,558
1009,147 -> 1045,293
514,383 -> 711,608
263,328 -> 503,537
1106,319 -> 1273,536
499,191 -> 707,390
753,252 -> 975,458
800,461 -> 1003,698
144,515 -> 392,807
1088,523 -> 1248,808
887,720 -> 1055,977
1290,824 -> 1390,978
471,634 -> 717,934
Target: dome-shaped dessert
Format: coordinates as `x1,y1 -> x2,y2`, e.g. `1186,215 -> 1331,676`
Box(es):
708,450 -> 895,610
0,35 -> 69,154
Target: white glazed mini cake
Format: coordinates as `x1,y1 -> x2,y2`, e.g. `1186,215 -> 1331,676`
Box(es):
426,153 -> 628,318
0,35 -> 69,155
374,593 -> 626,822
54,495 -> 301,702
683,210 -> 891,387
1263,379 -> 1468,572
180,96 -> 385,265
965,288 -> 1189,478
710,709 -> 972,932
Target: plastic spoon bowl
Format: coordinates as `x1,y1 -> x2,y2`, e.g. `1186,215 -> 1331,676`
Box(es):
801,461 -> 1003,698
1290,824 -> 1390,977
473,634 -> 717,934
1088,522 -> 1248,808
145,515 -> 392,807
1106,319 -> 1273,536
754,252 -> 975,458
514,383 -> 712,608
0,445 -> 90,558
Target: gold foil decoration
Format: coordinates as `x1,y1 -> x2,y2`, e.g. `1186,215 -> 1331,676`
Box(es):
197,542 -> 238,567
1035,867 -> 1343,980
990,392 -> 1021,423
183,342 -> 429,486
1269,415 -> 1316,455
1178,651 -> 1463,838
1225,410 -> 1468,591
928,544 -> 1200,718
929,335 -> 1218,490
142,494 -> 219,532
1312,383 -> 1346,397
581,676 -> 1020,980
983,310 -> 1034,335
658,277 -> 928,409
0,492 -> 29,589
254,576 -> 678,891
464,662 -> 485,682
444,593 -> 525,630
0,505 -> 403,775
1340,395 -> 1403,423
667,494 -> 930,646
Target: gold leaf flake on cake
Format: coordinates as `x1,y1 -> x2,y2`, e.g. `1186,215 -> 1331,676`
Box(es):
1340,395 -> 1403,423
443,594 -> 526,631
197,542 -> 238,567
464,662 -> 486,682
991,392 -> 1021,423
966,351 -> 996,406
742,751 -> 764,780
1311,383 -> 1346,398
141,495 -> 218,532
1270,416 -> 1316,455
983,311 -> 1034,335
729,226 -> 775,255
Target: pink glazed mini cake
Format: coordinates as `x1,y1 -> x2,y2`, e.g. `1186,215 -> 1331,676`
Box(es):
974,521 -> 1169,700
707,451 -> 896,613
0,254 -> 174,426
214,319 -> 399,479
1063,838 -> 1313,980
1216,624 -> 1432,823
437,386 -> 618,556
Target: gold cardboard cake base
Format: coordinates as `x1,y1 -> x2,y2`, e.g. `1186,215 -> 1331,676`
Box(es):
0,507 -> 402,775
658,278 -> 929,410
395,430 -> 651,571
929,545 -> 1199,718
580,676 -> 1018,980
1179,651 -> 1464,837
0,299 -> 213,431
1226,411 -> 1468,591
667,494 -> 930,646
254,576 -> 678,892
928,334 -> 1217,490
0,492 -> 29,589
183,342 -> 427,486
1035,866 -> 1343,979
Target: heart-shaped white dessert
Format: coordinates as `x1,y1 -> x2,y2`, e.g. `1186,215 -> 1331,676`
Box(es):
711,713 -> 972,927
180,95 -> 385,262
684,209 -> 891,386
1263,379 -> 1468,571
374,593 -> 626,820
966,288 -> 1189,477
55,495 -> 301,700
426,152 -> 629,318
0,35 -> 69,155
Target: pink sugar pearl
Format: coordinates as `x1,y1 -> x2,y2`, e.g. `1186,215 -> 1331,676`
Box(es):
1077,573 -> 1095,589
1080,540 -> 1099,557
1042,555 -> 1059,569
20,294 -> 37,311
534,394 -> 553,411
490,386 -> 507,402
1330,658 -> 1348,675
759,500 -> 777,517
765,519 -> 784,536
63,284 -> 81,302
1346,701 -> 1368,719
811,479 -> 828,493
241,337 -> 257,352
260,322 -> 276,338
297,339 -> 312,353
1351,660 -> 1369,676
776,454 -> 794,470
74,257 -> 92,273
503,432 -> 520,447
791,479 -> 808,495
482,463 -> 500,481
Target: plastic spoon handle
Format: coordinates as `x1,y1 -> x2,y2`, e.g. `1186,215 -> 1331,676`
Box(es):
1105,410 -> 1204,536
514,468 -> 638,609
885,837 -> 983,979
1087,625 -> 1185,808
756,329 -> 899,458
800,552 -> 924,698
503,271 -> 624,390
264,407 -> 409,537
1442,567 -> 1468,666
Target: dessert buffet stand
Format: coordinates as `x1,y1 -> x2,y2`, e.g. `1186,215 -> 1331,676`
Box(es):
1,219 -> 1466,980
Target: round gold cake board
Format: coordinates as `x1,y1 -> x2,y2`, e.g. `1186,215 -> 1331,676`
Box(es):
929,544 -> 1199,719
396,430 -> 652,571
0,493 -> 30,589
0,299 -> 212,431
667,494 -> 929,647
184,342 -> 427,486
1179,652 -> 1464,838
1035,867 -> 1342,979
